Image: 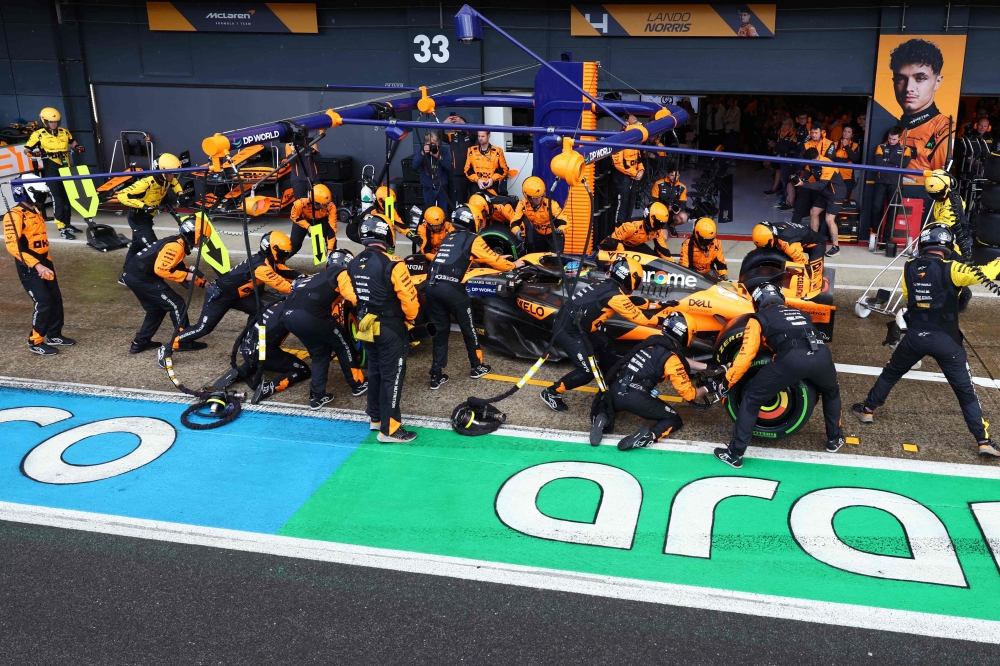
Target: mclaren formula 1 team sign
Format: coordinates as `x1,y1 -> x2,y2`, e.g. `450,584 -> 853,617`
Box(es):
147,2 -> 317,33
571,4 -> 775,37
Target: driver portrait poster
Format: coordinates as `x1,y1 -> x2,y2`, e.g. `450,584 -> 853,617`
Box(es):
872,34 -> 967,185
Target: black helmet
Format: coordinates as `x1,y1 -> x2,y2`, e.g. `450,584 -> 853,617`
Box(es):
661,312 -> 692,347
326,248 -> 354,269
178,217 -> 197,251
608,256 -> 643,293
451,205 -> 477,232
918,223 -> 953,258
751,283 -> 785,310
359,213 -> 395,252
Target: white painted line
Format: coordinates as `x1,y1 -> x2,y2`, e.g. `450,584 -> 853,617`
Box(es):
728,257 -> 904,271
838,284 -> 1000,299
4,376 -> 1000,480
835,363 -> 1000,391
0,500 -> 995,644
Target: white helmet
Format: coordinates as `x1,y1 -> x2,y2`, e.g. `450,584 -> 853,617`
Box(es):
13,173 -> 49,207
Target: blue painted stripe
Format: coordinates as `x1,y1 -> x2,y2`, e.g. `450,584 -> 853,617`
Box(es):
0,388 -> 369,534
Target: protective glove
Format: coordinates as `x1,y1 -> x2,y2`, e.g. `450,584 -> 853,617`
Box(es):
142,205 -> 159,214
405,229 -> 420,241
73,145 -> 85,154
661,300 -> 680,308
703,362 -> 727,377
194,277 -> 207,288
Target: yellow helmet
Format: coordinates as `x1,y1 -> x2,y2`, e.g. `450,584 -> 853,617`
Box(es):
157,153 -> 182,171
522,176 -> 546,198
312,183 -> 332,205
752,223 -> 776,248
647,202 -> 670,228
375,186 -> 395,208
694,217 -> 717,246
39,107 -> 61,124
924,169 -> 953,201
423,206 -> 447,228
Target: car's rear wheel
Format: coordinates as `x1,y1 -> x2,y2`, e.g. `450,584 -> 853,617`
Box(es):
723,361 -> 818,440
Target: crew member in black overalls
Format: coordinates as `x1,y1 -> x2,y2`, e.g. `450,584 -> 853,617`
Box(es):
347,215 -> 421,443
172,229 -> 301,353
852,225 -> 1000,458
594,312 -> 715,450
212,298 -> 312,405
122,216 -> 207,355
540,256 -> 665,413
280,250 -> 367,409
714,283 -> 844,468
425,204 -> 522,389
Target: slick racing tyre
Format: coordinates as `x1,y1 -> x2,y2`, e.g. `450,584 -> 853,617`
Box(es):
479,224 -> 524,260
723,361 -> 818,440
738,247 -> 788,278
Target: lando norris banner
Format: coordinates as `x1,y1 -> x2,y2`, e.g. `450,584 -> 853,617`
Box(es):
571,4 -> 775,37
147,2 -> 317,33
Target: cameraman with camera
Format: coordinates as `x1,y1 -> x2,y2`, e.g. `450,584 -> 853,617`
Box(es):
412,131 -> 452,214
649,167 -> 689,236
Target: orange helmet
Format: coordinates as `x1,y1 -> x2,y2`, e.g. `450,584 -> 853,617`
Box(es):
468,193 -> 492,216
647,202 -> 670,229
261,230 -> 293,264
693,217 -> 717,248
752,223 -> 777,249
375,186 -> 395,208
312,184 -> 332,205
522,176 -> 545,198
423,206 -> 447,229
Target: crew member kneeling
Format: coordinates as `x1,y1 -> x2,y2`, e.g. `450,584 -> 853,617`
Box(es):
123,216 -> 207,355
289,184 -> 338,257
852,225 -> 1000,458
541,256 -> 665,412
598,203 -> 672,259
278,250 -> 367,408
347,215 -> 421,443
415,206 -> 454,260
3,175 -> 74,355
679,217 -> 728,279
715,283 -> 844,468
213,299 -> 311,405
511,176 -> 566,254
594,312 -> 715,450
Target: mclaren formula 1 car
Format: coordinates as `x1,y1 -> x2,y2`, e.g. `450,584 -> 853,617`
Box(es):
402,245 -> 837,440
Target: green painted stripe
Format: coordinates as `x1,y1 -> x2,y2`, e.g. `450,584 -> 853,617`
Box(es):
279,427 -> 1000,622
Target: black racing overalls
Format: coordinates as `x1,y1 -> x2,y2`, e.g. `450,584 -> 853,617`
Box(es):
612,344 -> 685,439
348,249 -> 409,434
122,235 -> 189,345
176,253 -> 268,345
425,229 -> 483,377
776,222 -> 826,263
864,257 -> 989,441
235,299 -> 311,391
551,281 -> 622,393
282,266 -> 365,397
730,305 -> 843,455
